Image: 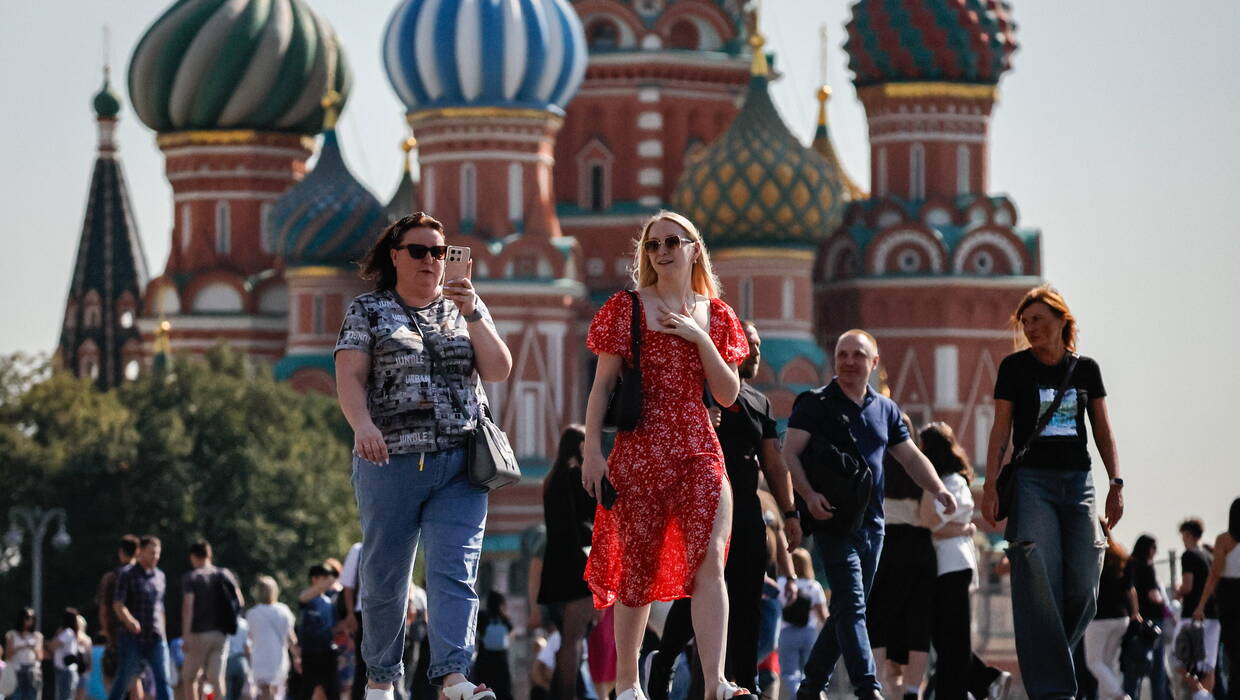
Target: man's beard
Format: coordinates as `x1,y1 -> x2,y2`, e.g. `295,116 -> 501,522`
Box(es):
739,361 -> 757,380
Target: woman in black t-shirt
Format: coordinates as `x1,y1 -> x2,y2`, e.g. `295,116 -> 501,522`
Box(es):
531,426 -> 595,700
1122,535 -> 1171,699
980,285 -> 1123,699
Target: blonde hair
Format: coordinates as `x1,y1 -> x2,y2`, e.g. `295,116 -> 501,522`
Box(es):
630,211 -> 721,299
791,547 -> 815,580
254,575 -> 279,605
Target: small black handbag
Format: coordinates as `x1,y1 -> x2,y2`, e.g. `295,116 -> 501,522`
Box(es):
602,290 -> 642,432
404,306 -> 520,491
994,353 -> 1078,521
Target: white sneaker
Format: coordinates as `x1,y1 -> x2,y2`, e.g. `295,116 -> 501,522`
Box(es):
365,686 -> 396,700
987,672 -> 1012,700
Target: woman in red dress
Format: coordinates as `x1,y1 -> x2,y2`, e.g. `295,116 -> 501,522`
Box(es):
582,211 -> 750,700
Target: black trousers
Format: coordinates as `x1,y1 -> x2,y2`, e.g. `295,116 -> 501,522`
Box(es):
651,516 -> 767,694
295,651 -> 342,700
931,570 -> 973,700
352,617 -> 367,700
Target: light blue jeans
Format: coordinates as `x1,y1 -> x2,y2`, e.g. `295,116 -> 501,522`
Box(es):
1005,468 -> 1105,700
353,448 -> 488,686
107,636 -> 173,700
55,667 -> 79,700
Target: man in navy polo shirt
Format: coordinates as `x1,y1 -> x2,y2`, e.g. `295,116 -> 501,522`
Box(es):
782,330 -> 957,700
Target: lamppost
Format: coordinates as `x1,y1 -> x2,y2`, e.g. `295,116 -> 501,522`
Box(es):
4,507 -> 72,628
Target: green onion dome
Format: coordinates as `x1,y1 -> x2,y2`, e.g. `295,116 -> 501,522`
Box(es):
671,38 -> 849,247
93,69 -> 122,119
128,0 -> 351,134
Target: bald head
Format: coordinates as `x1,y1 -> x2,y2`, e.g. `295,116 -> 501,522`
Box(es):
834,329 -> 880,395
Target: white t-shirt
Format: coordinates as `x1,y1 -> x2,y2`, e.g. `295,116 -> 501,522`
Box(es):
246,604 -> 295,684
53,629 -> 79,670
7,631 -> 41,666
228,617 -> 250,657
778,577 -> 827,627
931,473 -> 978,577
536,632 -> 561,670
340,542 -> 364,612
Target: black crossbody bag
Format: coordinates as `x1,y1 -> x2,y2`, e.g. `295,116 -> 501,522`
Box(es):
402,305 -> 520,491
602,290 -> 642,432
995,353 -> 1078,520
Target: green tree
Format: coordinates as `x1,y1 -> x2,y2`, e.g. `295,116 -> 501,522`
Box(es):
0,346 -> 359,635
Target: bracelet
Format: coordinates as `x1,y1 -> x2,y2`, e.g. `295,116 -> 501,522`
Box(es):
783,510 -> 799,520
464,309 -> 483,323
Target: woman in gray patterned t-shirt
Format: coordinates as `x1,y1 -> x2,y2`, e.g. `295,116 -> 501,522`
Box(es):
334,213 -> 512,700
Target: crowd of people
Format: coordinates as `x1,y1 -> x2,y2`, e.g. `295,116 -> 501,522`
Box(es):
4,210 -> 1239,700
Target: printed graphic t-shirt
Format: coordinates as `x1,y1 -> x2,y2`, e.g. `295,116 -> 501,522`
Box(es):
334,291 -> 492,455
994,350 -> 1106,471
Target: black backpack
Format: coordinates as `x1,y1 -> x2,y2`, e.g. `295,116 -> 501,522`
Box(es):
791,388 -> 873,536
213,570 -> 242,635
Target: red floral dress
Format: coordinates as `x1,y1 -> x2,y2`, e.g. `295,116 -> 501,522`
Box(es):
584,291 -> 749,608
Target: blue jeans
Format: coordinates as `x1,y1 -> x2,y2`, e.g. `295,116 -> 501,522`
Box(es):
796,526 -> 884,697
353,448 -> 488,685
107,636 -> 173,700
226,654 -> 250,700
1005,469 -> 1105,700
56,668 -> 79,700
12,664 -> 40,700
778,623 -> 820,695
1123,637 -> 1170,700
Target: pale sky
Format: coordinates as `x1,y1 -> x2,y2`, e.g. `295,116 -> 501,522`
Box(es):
2,1 -> 1238,563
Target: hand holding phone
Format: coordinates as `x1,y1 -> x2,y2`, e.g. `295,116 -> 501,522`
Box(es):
444,245 -> 471,282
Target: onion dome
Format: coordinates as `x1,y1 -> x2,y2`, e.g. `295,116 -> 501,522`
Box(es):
128,0 -> 351,134
845,0 -> 1017,87
382,0 -> 587,115
94,68 -> 122,119
671,35 -> 848,247
269,96 -> 388,267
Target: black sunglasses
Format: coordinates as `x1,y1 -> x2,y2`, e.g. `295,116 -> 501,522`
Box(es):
394,244 -> 447,260
642,236 -> 695,253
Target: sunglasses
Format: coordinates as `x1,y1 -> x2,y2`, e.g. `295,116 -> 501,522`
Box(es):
394,244 -> 447,260
642,236 -> 695,253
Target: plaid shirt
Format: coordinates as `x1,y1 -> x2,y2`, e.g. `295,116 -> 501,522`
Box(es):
114,564 -> 167,642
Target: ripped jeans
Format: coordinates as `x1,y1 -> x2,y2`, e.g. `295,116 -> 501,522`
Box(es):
1005,468 -> 1105,700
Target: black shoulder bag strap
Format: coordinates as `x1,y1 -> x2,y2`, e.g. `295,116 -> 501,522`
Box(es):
1011,353 -> 1080,465
626,290 -> 641,368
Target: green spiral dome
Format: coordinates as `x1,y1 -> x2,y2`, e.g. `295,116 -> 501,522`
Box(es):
128,0 -> 351,134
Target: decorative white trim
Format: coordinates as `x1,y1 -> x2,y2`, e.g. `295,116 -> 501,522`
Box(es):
168,168 -> 297,182
507,162 -> 523,222
638,167 -> 663,186
871,132 -> 986,145
638,87 -> 660,103
577,85 -> 740,102
909,143 -> 926,200
871,230 -> 944,275
174,191 -> 282,202
413,131 -> 550,147
588,51 -> 749,70
868,113 -> 988,127
876,146 -> 888,197
822,236 -> 857,281
956,144 -> 971,196
818,276 -> 1042,290
557,213 -> 648,227
460,162 -> 477,222
419,151 -> 554,165
952,231 -> 1025,275
162,145 -> 310,160
871,328 -> 1012,340
638,139 -> 663,158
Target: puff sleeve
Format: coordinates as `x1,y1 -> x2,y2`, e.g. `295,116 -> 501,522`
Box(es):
587,291 -> 637,363
709,298 -> 749,365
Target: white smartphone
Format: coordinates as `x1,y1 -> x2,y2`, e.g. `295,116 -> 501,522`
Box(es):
445,245 -> 471,282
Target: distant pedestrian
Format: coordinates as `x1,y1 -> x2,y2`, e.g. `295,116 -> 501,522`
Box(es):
777,548 -> 827,697
96,535 -> 142,700
246,576 -> 299,700
5,607 -> 44,700
51,608 -> 83,700
1193,497 -> 1240,697
294,565 -> 341,700
108,535 -> 174,700
73,613 -> 92,700
223,616 -> 250,700
181,540 -> 244,700
472,592 -> 513,700
1123,535 -> 1170,700
1083,522 -> 1138,700
1175,518 -> 1219,692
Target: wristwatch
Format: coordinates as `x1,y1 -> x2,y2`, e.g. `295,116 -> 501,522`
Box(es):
1109,477 -> 1124,488
463,308 -> 483,322
783,509 -> 799,520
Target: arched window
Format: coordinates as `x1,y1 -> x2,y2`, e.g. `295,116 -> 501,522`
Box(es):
460,163 -> 476,227
508,163 -> 523,225
215,201 -> 231,255
956,144 -> 971,196
83,290 -> 102,328
876,147 -> 888,197
587,19 -> 619,50
909,143 -> 926,201
668,20 -> 699,50
312,295 -> 326,335
591,165 -> 606,211
739,278 -> 753,319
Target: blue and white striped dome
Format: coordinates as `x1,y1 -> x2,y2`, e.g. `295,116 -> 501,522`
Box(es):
383,0 -> 587,115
